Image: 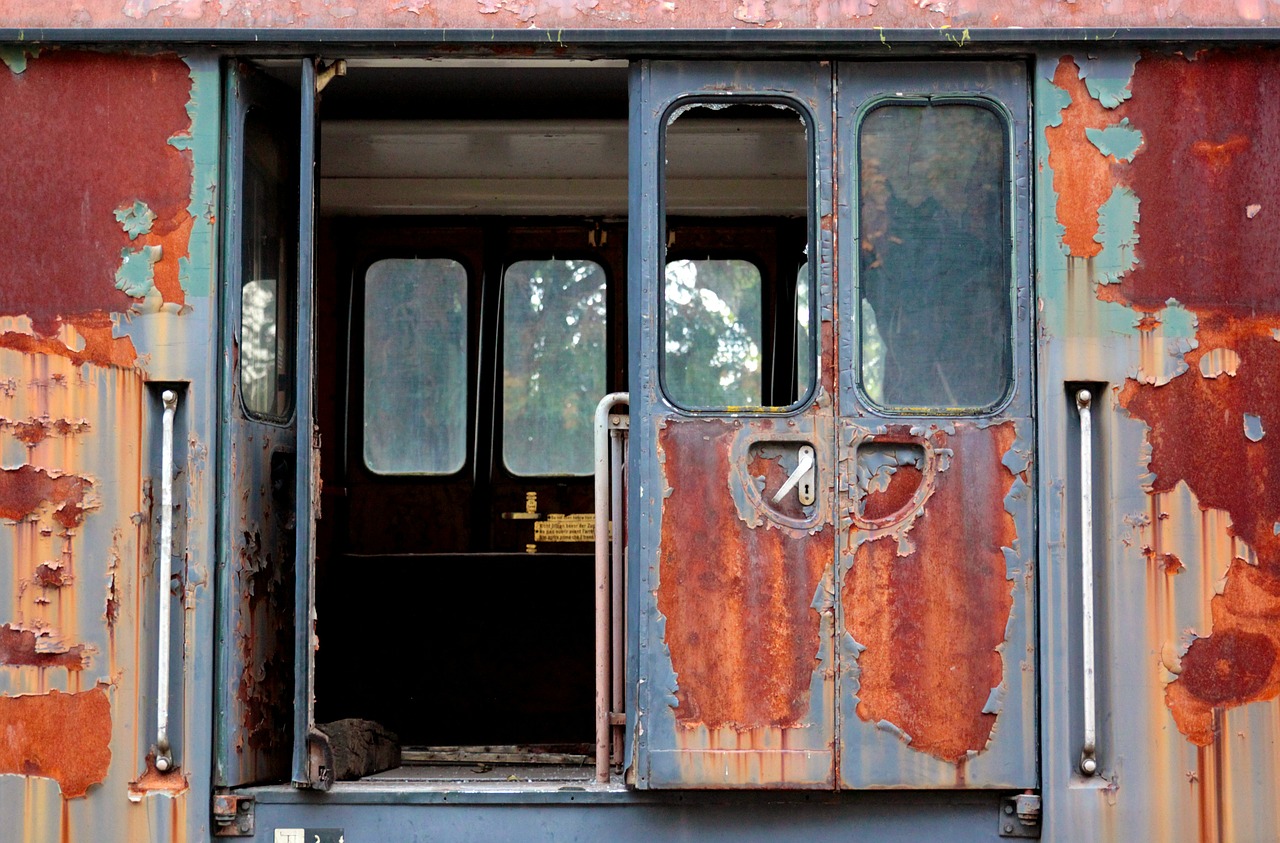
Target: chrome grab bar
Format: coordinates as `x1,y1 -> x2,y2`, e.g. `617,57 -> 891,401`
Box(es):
1077,389 -> 1098,777
595,392 -> 629,784
156,389 -> 178,773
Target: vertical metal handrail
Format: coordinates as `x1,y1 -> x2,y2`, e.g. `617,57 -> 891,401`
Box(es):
609,412 -> 627,766
156,389 -> 178,773
595,392 -> 629,784
1077,389 -> 1098,776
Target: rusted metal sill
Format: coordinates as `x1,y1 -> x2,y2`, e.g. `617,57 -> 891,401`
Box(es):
241,773 -> 632,805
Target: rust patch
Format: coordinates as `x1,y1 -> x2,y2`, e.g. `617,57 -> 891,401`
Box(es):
843,424 -> 1017,764
658,419 -> 832,728
0,688 -> 111,798
128,754 -> 189,796
34,561 -> 69,588
0,52 -> 193,336
860,464 -> 923,523
1119,50 -> 1280,316
0,624 -> 89,670
1045,57 -> 1123,259
0,317 -> 139,370
0,465 -> 93,528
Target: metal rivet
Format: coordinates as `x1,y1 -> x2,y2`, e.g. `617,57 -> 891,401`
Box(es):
1004,804 -> 1014,815
1004,824 -> 1015,834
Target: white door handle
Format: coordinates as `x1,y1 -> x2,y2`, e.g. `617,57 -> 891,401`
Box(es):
772,445 -> 816,506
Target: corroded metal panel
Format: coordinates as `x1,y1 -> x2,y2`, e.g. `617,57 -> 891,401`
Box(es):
0,0 -> 1277,33
1036,46 -> 1280,843
0,49 -> 220,843
841,423 -> 1020,771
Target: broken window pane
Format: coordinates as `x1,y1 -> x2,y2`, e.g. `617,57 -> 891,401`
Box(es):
661,100 -> 812,410
503,258 -> 607,476
858,102 -> 1011,411
364,258 -> 468,475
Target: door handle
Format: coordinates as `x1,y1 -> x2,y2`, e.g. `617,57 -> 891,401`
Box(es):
1076,389 -> 1098,777
772,445 -> 816,506
156,389 -> 177,773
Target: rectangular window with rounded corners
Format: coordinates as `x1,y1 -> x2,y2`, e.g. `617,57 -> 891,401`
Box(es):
502,258 -> 607,476
239,112 -> 295,422
363,258 -> 469,475
661,99 -> 814,412
858,100 -> 1012,412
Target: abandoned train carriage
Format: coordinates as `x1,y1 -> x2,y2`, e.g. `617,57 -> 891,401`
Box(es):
1,3 -> 1280,842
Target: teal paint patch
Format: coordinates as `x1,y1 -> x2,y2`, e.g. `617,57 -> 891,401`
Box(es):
176,54 -> 221,299
0,46 -> 38,74
115,245 -> 162,298
1086,118 -> 1142,163
1079,54 -> 1137,109
1158,299 -> 1198,339
1094,185 -> 1140,285
114,201 -> 156,240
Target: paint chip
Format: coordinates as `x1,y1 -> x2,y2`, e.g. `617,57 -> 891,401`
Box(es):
1247,204 -> 1262,219
1244,413 -> 1265,442
114,201 -> 156,240
114,245 -> 162,298
1198,348 -> 1241,378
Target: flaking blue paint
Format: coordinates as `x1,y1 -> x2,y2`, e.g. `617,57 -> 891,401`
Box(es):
1079,54 -> 1138,109
115,244 -> 162,297
114,200 -> 156,240
1086,118 -> 1141,162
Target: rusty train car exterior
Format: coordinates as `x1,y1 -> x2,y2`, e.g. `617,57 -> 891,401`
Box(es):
1,3 -> 1279,842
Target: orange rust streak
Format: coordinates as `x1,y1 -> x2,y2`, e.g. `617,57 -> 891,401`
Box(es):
658,420 -> 832,729
0,688 -> 111,798
844,424 -> 1017,764
1045,57 -> 1126,259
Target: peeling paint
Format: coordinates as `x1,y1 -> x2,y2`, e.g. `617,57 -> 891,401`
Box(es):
0,52 -> 193,335
1086,118 -> 1142,162
0,624 -> 89,670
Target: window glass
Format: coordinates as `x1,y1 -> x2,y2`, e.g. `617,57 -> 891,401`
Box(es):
363,258 -> 469,475
503,259 -> 607,476
795,262 -> 812,401
661,100 -> 812,411
858,102 -> 1011,411
239,113 -> 294,421
664,259 -> 763,408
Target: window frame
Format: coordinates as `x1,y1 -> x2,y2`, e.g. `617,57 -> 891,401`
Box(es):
656,94 -> 819,416
852,93 -> 1019,418
237,105 -> 298,426
356,251 -> 477,478
498,252 -> 612,479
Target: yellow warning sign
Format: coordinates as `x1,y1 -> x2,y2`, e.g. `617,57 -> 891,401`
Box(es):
534,513 -> 595,543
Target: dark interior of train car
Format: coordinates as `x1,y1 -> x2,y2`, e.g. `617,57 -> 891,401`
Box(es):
296,61 -> 811,778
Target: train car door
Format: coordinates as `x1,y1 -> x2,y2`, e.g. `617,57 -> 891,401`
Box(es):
632,61 -> 1035,790
215,58 -> 320,790
833,62 -> 1035,789
631,61 -> 838,789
